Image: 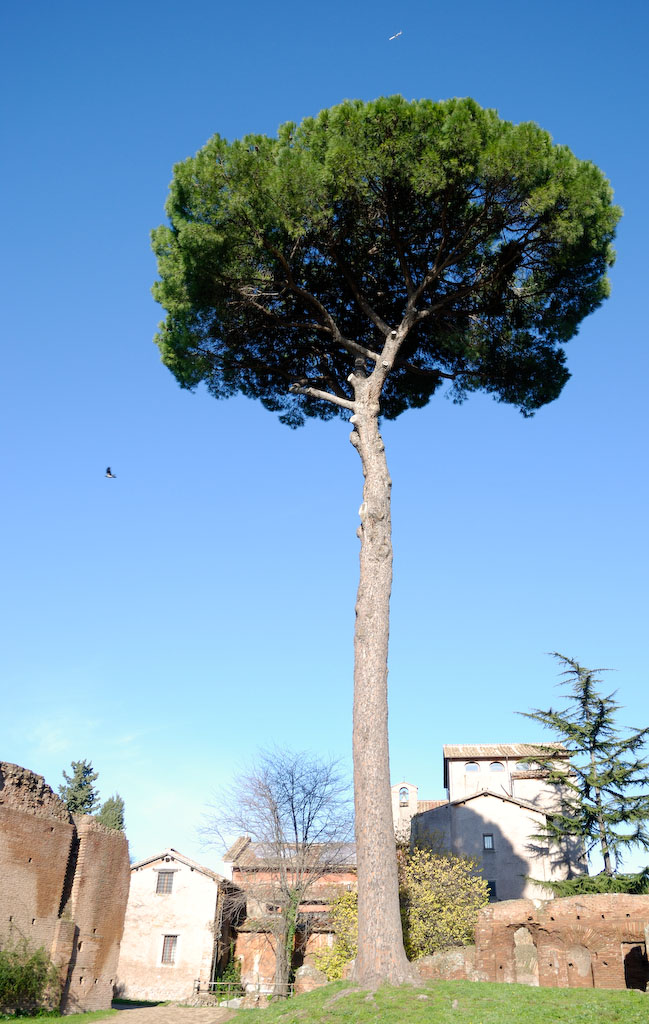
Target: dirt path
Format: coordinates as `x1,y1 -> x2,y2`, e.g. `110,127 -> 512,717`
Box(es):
92,1006 -> 237,1024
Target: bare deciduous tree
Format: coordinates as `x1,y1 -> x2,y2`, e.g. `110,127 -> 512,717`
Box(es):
204,749 -> 353,997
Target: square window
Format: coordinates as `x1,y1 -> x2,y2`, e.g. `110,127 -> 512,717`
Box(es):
161,935 -> 177,964
156,871 -> 174,894
483,834 -> 494,850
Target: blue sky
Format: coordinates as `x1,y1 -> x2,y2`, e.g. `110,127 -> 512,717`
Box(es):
1,0 -> 648,875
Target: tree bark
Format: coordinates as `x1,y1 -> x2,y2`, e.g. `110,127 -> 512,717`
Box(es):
273,914 -> 290,997
348,360 -> 416,987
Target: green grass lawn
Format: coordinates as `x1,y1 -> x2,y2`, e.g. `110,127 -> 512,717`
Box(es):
235,980 -> 648,1024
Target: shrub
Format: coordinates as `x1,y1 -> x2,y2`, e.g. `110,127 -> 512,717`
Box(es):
0,938 -> 60,1015
216,942 -> 243,996
315,847 -> 489,977
536,868 -> 649,896
400,847 -> 490,958
313,890 -> 358,980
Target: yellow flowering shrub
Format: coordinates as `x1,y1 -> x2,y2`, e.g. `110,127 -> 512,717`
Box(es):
400,847 -> 489,957
312,889 -> 358,980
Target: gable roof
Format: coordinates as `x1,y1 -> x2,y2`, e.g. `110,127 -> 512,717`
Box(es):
130,847 -> 226,882
443,743 -> 567,759
417,788 -> 548,816
223,835 -> 356,870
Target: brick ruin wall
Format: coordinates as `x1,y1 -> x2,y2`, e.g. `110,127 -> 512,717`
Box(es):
420,893 -> 649,990
0,762 -> 131,1013
473,893 -> 649,990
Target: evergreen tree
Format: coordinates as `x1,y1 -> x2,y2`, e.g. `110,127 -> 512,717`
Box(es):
58,759 -> 100,815
522,654 -> 649,874
535,868 -> 649,897
152,96 -> 619,985
96,793 -> 125,831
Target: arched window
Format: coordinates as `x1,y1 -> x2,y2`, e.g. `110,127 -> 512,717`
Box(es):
399,786 -> 409,805
490,761 -> 505,772
465,762 -> 480,773
515,761 -> 530,772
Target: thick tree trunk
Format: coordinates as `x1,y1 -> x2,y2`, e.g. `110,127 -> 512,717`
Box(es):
349,366 -> 416,988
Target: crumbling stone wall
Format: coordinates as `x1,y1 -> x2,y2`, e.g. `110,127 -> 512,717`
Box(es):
0,762 -> 130,1013
474,893 -> 649,990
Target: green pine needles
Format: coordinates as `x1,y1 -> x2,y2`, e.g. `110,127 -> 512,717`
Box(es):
58,760 -> 100,815
521,654 -> 649,875
58,761 -> 126,830
536,867 -> 649,897
152,95 -> 620,428
96,793 -> 125,831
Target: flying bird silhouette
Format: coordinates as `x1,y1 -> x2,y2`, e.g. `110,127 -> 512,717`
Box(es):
388,30 -> 402,40
105,467 -> 116,478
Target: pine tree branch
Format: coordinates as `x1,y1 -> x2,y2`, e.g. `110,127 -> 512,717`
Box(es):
289,383 -> 355,411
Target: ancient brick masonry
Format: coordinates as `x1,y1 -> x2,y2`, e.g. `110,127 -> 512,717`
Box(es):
474,893 -> 649,990
0,762 -> 130,1013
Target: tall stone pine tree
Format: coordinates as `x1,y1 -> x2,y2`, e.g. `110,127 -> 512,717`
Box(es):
58,759 -> 100,815
97,793 -> 126,831
522,654 -> 649,874
151,96 -> 620,985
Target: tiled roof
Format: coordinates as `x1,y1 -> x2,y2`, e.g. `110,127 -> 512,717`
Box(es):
443,743 -> 567,759
416,799 -> 447,812
224,836 -> 356,869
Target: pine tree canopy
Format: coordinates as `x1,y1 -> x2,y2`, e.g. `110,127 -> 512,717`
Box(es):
97,793 -> 125,831
58,759 -> 100,815
521,654 -> 649,873
152,95 -> 620,427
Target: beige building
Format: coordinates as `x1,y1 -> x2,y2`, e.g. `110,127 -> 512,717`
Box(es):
395,744 -> 585,902
116,849 -> 236,1001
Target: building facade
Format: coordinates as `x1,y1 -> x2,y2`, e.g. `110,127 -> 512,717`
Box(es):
115,849 -> 236,1001
224,836 -> 356,992
395,744 -> 585,902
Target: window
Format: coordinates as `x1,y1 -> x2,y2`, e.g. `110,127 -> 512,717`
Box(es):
156,871 -> 174,894
489,761 -> 505,772
483,834 -> 494,850
487,880 -> 497,902
161,935 -> 177,964
465,762 -> 480,773
399,786 -> 409,805
515,761 -> 530,772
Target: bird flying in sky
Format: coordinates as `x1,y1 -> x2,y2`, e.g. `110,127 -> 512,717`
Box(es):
106,467 -> 116,478
388,30 -> 402,40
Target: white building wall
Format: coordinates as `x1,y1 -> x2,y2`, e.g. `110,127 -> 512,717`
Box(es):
447,756 -> 557,802
413,792 -> 577,902
116,856 -> 219,1001
391,781 -> 418,839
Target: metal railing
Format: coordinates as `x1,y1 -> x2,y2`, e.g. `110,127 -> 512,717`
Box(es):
193,979 -> 294,1000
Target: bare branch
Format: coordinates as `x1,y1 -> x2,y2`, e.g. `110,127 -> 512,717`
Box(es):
332,254 -> 391,337
262,242 -> 380,366
289,383 -> 355,411
203,748 -> 354,995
